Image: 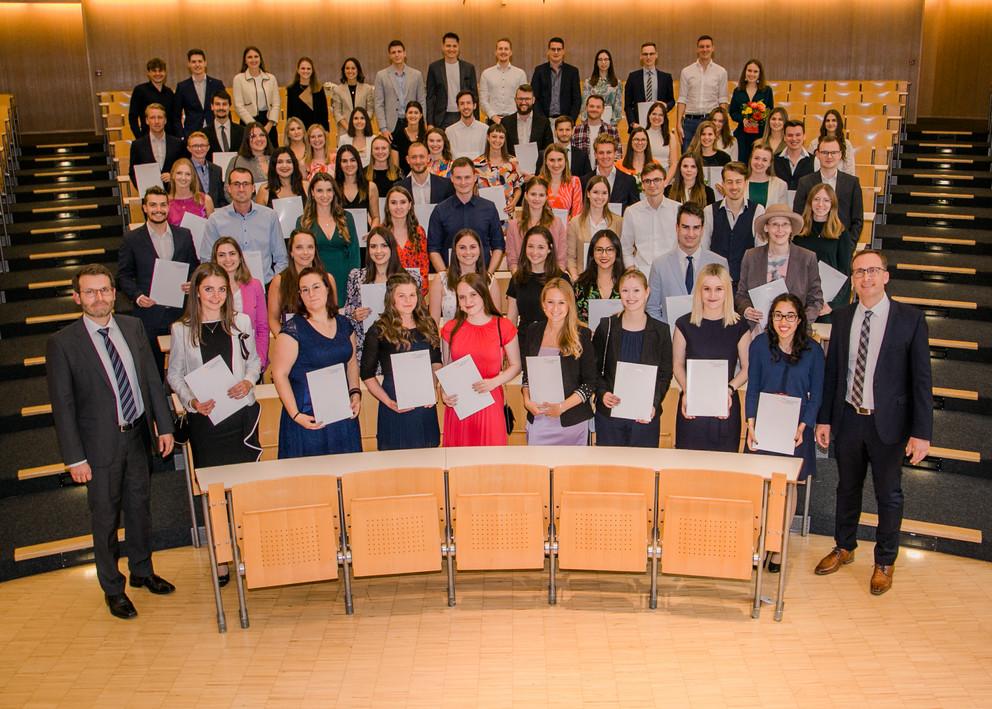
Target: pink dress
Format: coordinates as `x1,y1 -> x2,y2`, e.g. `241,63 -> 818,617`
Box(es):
440,316 -> 517,447
167,196 -> 207,226
504,217 -> 568,271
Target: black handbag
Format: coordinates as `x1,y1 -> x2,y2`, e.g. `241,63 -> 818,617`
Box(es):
172,408 -> 190,445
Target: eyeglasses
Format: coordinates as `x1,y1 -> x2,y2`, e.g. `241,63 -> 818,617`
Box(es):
594,246 -> 615,254
188,143 -> 209,150
230,181 -> 253,188
641,177 -> 664,185
771,312 -> 798,322
79,287 -> 113,297
852,266 -> 885,278
299,284 -> 325,295
818,150 -> 841,157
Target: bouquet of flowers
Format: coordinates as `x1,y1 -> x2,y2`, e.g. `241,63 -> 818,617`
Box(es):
741,101 -> 768,133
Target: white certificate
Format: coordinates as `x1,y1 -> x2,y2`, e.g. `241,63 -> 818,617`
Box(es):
552,208 -> 569,226
378,196 -> 386,218
272,197 -> 304,240
180,211 -> 208,259
184,356 -> 248,425
345,208 -> 370,247
587,298 -> 624,329
306,363 -> 353,425
243,250 -> 265,283
612,362 -> 657,421
664,294 -> 693,331
787,189 -> 797,212
479,185 -> 507,215
415,203 -> 435,241
609,202 -> 623,216
435,355 -> 495,420
582,240 -> 590,269
516,142 -> 539,175
818,261 -> 848,302
133,163 -> 163,197
748,278 -> 790,329
686,359 -> 729,417
391,350 -> 437,410
754,392 -> 803,455
525,356 -> 565,404
359,282 -> 387,333
702,165 -> 722,189
149,258 -> 190,309
637,101 -> 653,127
212,152 -> 238,179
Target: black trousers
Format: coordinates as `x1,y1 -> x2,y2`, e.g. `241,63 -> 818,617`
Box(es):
595,410 -> 660,448
833,405 -> 906,565
87,422 -> 155,594
438,111 -> 460,129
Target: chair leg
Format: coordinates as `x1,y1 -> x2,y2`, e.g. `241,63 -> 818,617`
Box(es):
336,478 -> 354,615
802,477 -> 814,537
225,490 -> 249,629
200,494 -> 227,633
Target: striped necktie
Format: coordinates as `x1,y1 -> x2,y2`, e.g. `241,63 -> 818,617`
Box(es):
851,310 -> 873,408
646,71 -> 655,104
98,327 -> 138,424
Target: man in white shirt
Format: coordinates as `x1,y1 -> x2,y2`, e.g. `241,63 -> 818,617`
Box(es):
620,162 -> 679,274
445,91 -> 488,159
374,40 -> 427,141
426,32 -> 478,129
676,35 -> 729,151
479,38 -> 527,124
774,120 -> 815,198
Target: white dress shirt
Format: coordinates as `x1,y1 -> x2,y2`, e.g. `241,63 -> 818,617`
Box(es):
620,197 -> 680,274
82,315 -> 145,427
677,60 -> 729,114
446,119 -> 488,159
409,171 -> 432,205
820,169 -> 839,192
147,223 -> 175,261
585,121 -> 603,163
479,63 -> 527,119
149,133 -> 166,170
515,111 -> 533,146
846,293 -> 891,410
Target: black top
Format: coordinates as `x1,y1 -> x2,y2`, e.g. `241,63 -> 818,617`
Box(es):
519,321 -> 596,427
619,329 -> 644,363
675,314 -> 750,382
359,324 -> 442,381
287,83 -> 330,132
507,272 -> 572,332
592,312 -> 673,413
701,150 -> 732,168
199,321 -> 234,371
129,81 -> 178,137
391,123 -> 425,176
665,183 -> 717,206
372,169 -> 399,199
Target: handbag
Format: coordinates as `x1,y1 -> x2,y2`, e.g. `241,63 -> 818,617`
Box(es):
172,408 -> 190,445
496,317 -> 515,435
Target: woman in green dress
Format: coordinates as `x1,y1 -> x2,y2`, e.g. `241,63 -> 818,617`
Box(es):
297,172 -> 358,307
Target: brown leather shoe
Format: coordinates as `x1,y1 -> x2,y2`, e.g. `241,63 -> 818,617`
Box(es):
814,547 -> 855,575
870,564 -> 894,595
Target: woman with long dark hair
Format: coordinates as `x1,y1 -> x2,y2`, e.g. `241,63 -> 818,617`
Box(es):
390,101 -> 428,175
227,122 -> 272,184
211,237 -> 269,370
429,228 -> 502,325
573,228 -> 625,325
334,143 -> 380,230
337,107 -> 374,166
267,228 -> 326,335
331,57 -> 375,135
580,49 -> 623,125
299,172 -> 359,307
506,225 -> 569,331
286,56 -> 329,132
382,185 -> 430,292
255,146 -> 307,207
232,46 -> 280,145
729,59 -> 774,163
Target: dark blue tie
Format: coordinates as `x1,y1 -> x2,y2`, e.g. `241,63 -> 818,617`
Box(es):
685,255 -> 695,294
98,327 -> 138,424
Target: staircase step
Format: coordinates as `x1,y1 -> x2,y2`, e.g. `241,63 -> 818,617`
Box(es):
897,153 -> 992,170
0,377 -> 52,432
18,152 -> 108,169
0,263 -> 118,302
6,214 -> 124,236
926,317 -> 992,361
0,427 -> 64,487
7,196 -> 121,222
929,409 -> 992,468
890,168 -> 992,189
14,165 -> 113,185
884,203 -> 992,230
884,248 -> 992,285
3,237 -> 122,271
20,139 -> 105,157
899,139 -> 989,156
12,179 -> 118,202
0,335 -> 54,381
887,184 -> 992,207
0,294 -> 131,338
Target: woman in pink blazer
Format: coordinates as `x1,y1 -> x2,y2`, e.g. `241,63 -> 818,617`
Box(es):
211,237 -> 271,370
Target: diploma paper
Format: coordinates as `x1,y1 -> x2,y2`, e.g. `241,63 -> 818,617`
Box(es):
664,294 -> 693,331
702,166 -> 723,189
211,152 -> 238,179
435,355 -> 495,420
787,189 -> 797,212
391,350 -> 437,409
553,208 -> 569,226
243,250 -> 265,283
609,202 -> 623,216
306,363 -> 353,425
818,261 -> 849,302
479,185 -> 507,215
525,356 -> 565,404
685,359 -> 729,417
414,204 -> 435,240
346,208 -> 370,247
754,392 -> 803,455
587,298 -> 624,329
748,278 -> 790,329
272,197 -> 304,240
637,101 -> 653,128
516,142 -> 539,175
359,282 -> 387,333
133,163 -> 163,197
149,259 -> 190,309
184,356 -> 247,425
180,211 -> 208,259
612,362 -> 657,421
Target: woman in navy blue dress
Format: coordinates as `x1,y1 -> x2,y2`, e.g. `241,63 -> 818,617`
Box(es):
271,267 -> 362,458
360,272 -> 442,450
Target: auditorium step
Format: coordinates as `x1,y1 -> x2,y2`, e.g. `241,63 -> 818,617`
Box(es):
17,152 -> 109,170
887,184 -> 992,206
3,236 -> 123,271
11,179 -> 119,202
875,224 -> 992,255
14,164 -> 113,186
0,292 -> 131,339
884,203 -> 992,230
899,139 -> 989,156
0,335 -> 53,381
887,279 -> 992,318
6,195 -> 121,222
889,168 -> 992,189
0,263 -> 118,302
883,248 -> 992,284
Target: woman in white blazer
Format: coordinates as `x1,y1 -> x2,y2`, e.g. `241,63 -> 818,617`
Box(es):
233,46 -> 281,146
331,57 -> 376,134
746,142 -> 789,208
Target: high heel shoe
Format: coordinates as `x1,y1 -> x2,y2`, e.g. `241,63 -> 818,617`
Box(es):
767,554 -> 782,574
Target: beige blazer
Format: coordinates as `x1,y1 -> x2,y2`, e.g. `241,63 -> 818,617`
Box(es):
331,82 -> 376,129
232,71 -> 280,125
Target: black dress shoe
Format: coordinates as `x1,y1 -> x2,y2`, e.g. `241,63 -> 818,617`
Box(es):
767,560 -> 782,574
129,574 -> 176,595
105,593 -> 138,619
218,571 -> 230,587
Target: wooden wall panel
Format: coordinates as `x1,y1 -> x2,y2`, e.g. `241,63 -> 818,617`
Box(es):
917,0 -> 992,118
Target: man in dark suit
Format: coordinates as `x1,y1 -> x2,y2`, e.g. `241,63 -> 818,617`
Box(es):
426,32 -> 479,129
580,134 -> 639,211
400,142 -> 454,204
128,103 -> 186,188
173,48 -> 225,137
554,116 -> 591,178
47,264 -> 176,619
186,130 -> 226,208
117,186 -> 199,372
775,120 -> 815,196
501,84 -> 554,167
531,37 -> 581,121
128,57 -> 177,137
793,136 -> 864,240
815,248 -> 932,596
624,42 -> 676,126
206,90 -> 244,156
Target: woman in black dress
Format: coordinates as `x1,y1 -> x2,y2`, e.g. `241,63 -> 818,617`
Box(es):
729,59 -> 774,163
286,57 -> 329,132
506,225 -> 569,332
390,101 -> 428,176
366,135 -> 401,197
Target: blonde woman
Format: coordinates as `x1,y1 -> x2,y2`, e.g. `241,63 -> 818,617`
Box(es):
541,143 -> 583,221
793,183 -> 855,316
745,142 -> 789,207
708,106 -> 739,161
760,107 -> 789,155
282,116 -> 309,169
166,157 -> 213,225
304,124 -> 332,179
566,175 -> 622,278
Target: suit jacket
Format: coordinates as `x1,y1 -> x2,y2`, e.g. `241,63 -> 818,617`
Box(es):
117,224 -> 199,337
400,173 -> 454,204
206,120 -> 245,156
128,134 -> 186,187
793,171 -> 864,241
592,312 -> 673,414
426,58 -> 479,127
174,75 -> 225,136
817,298 -> 933,445
193,160 -> 226,209
501,112 -> 554,169
747,177 -> 790,207
734,243 -> 824,326
374,65 -> 426,134
331,82 -> 376,129
46,314 -> 174,468
565,145 -> 591,179
580,169 -> 640,211
531,62 -> 582,121
232,71 -> 280,124
519,321 -> 597,427
623,68 -> 676,125
646,247 -> 729,322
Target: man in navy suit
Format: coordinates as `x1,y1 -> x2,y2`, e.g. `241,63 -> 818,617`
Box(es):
501,85 -> 554,169
186,130 -> 226,208
173,49 -> 225,137
128,104 -> 186,188
117,186 -> 199,372
624,42 -> 676,127
815,248 -> 933,595
399,142 -> 454,204
531,37 -> 581,121
580,134 -> 639,211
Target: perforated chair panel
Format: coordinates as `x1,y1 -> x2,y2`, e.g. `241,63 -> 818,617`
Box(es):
455,493 -> 545,570
350,494 -> 442,577
558,491 -> 647,573
661,496 -> 753,580
241,503 -> 338,589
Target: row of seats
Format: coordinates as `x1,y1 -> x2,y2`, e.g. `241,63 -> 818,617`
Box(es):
0,93 -> 18,203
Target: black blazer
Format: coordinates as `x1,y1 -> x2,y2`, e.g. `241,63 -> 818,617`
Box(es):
400,174 -> 454,204
426,58 -> 479,127
47,314 -> 174,468
128,134 -> 186,187
173,75 -> 225,136
501,112 -> 555,170
206,120 -> 245,156
117,224 -> 199,337
623,68 -> 676,125
581,169 -> 640,211
287,83 -> 330,132
520,321 -> 597,427
592,312 -> 673,415
817,299 -> 933,445
794,171 -> 864,241
531,62 -> 582,121
567,146 -> 591,179
194,160 -> 227,209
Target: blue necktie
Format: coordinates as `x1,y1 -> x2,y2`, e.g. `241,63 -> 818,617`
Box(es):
685,255 -> 695,294
98,327 -> 138,424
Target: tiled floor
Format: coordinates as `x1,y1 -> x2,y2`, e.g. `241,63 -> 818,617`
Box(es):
1,534 -> 990,708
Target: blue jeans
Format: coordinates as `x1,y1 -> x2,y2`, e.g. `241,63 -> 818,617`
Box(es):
682,115 -> 705,152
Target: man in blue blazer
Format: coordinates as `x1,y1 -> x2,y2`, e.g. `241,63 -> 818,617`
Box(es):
579,134 -> 640,211
400,142 -> 454,204
173,49 -> 225,137
647,202 -> 728,322
624,42 -> 676,126
815,248 -> 933,595
531,37 -> 581,121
